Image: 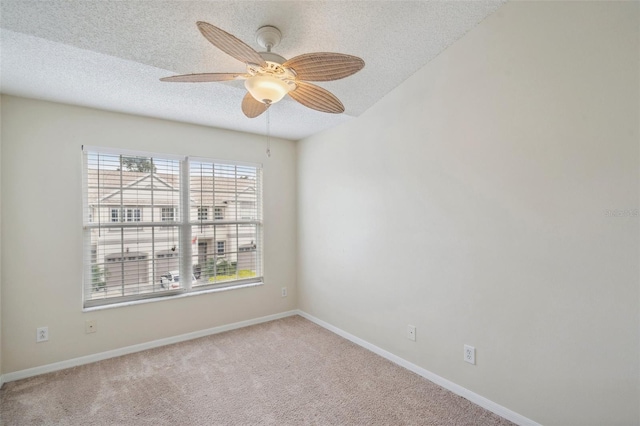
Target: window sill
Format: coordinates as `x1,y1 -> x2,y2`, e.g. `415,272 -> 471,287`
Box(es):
83,280 -> 264,312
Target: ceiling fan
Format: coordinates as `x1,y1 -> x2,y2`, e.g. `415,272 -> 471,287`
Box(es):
161,22 -> 365,118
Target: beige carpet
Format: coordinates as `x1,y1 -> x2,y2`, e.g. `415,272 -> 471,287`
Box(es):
0,315 -> 514,425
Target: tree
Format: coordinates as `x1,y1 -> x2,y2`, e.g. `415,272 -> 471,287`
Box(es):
121,156 -> 156,173
202,258 -> 217,280
216,259 -> 236,276
92,265 -> 106,292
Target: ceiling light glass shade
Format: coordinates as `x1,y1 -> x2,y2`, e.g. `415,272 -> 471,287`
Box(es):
245,75 -> 291,104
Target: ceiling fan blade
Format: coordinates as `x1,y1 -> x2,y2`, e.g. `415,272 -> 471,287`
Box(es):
241,92 -> 270,118
283,53 -> 364,82
160,73 -> 247,83
196,22 -> 266,67
288,81 -> 345,114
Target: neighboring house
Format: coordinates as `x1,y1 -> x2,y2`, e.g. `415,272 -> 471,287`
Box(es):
86,168 -> 258,296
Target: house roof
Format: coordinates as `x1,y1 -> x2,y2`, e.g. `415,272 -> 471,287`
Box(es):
87,169 -> 256,207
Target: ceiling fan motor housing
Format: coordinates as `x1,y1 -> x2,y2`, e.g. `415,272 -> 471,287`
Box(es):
259,51 -> 287,64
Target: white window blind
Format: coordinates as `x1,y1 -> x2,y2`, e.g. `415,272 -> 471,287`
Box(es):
82,147 -> 263,308
189,159 -> 263,288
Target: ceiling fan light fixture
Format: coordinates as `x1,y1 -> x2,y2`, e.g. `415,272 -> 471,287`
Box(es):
245,75 -> 292,104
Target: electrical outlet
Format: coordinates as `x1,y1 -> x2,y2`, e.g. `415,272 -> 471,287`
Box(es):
407,325 -> 416,341
464,345 -> 476,364
36,327 -> 49,343
281,287 -> 287,297
85,319 -> 97,334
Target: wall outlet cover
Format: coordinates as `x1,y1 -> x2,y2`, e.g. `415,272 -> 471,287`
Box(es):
36,326 -> 49,343
464,344 -> 476,364
407,325 -> 416,341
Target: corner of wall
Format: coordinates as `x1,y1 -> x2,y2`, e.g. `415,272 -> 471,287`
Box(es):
1,94 -> 4,382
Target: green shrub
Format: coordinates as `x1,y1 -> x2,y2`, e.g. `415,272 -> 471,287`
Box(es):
92,265 -> 106,292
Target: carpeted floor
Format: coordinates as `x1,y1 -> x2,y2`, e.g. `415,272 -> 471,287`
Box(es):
0,315 -> 514,425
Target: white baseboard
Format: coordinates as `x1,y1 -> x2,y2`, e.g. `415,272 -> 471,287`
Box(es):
296,310 -> 540,426
3,310 -> 298,384
3,308 -> 538,426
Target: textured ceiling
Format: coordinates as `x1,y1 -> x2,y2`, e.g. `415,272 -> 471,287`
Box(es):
0,1 -> 505,140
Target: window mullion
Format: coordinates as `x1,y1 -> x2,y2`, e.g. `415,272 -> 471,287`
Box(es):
180,158 -> 192,291
119,157 -> 125,296
151,158 -> 156,292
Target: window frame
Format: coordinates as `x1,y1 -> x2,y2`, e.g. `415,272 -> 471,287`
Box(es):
82,146 -> 263,310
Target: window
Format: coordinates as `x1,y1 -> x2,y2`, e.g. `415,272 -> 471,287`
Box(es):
214,207 -> 223,220
161,207 -> 176,222
82,147 -> 263,308
189,161 -> 262,286
198,207 -> 208,220
110,208 -> 142,222
126,208 -> 142,222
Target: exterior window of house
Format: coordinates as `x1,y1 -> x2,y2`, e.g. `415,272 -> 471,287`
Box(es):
110,208 -> 142,222
214,207 -> 223,220
161,207 -> 176,222
124,208 -> 142,222
82,147 -> 263,309
198,207 -> 208,220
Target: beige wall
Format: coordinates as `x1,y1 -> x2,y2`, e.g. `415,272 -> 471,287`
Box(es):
0,96 -> 3,379
0,95 -> 297,373
297,2 -> 639,425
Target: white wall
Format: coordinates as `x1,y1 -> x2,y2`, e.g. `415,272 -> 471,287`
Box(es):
0,95 -> 297,374
297,2 -> 639,425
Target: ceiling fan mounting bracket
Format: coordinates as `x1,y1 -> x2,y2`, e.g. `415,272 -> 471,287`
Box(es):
256,25 -> 282,52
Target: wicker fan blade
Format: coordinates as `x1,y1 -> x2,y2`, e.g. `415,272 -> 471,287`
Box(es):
288,81 -> 344,114
160,73 -> 247,83
241,92 -> 270,118
283,53 -> 364,82
197,22 -> 266,67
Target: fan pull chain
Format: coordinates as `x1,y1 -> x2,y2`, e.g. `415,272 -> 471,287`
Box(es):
266,105 -> 272,157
